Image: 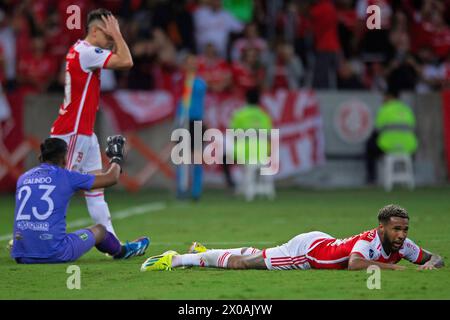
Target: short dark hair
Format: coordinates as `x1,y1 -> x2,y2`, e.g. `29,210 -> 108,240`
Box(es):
39,138 -> 68,164
86,8 -> 112,31
378,204 -> 410,224
246,87 -> 260,105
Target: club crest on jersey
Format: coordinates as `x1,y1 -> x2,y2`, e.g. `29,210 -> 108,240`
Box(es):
79,233 -> 89,241
95,47 -> 103,54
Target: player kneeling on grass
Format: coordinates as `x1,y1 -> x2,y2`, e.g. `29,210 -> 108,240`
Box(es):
10,136 -> 150,264
141,204 -> 443,271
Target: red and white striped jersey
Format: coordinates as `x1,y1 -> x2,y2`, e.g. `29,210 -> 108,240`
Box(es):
306,228 -> 423,269
51,40 -> 112,136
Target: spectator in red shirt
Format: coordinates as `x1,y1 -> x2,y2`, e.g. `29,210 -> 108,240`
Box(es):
429,11 -> 450,59
310,0 -> 341,89
17,35 -> 57,94
57,0 -> 92,43
44,10 -> 71,64
232,47 -> 265,95
197,43 -> 232,93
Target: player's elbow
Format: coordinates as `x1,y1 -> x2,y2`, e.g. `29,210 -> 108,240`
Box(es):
122,58 -> 133,69
348,257 -> 365,271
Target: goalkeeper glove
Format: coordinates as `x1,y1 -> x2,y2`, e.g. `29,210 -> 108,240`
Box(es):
105,135 -> 126,167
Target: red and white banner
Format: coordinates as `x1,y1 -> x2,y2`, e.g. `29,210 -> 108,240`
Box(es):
204,89 -> 325,180
100,89 -> 325,179
101,90 -> 176,132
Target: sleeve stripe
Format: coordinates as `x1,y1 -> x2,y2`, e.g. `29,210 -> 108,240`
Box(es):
103,52 -> 113,68
414,248 -> 424,264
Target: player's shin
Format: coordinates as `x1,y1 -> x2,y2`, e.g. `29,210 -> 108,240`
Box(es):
85,191 -> 117,236
172,250 -> 232,268
96,231 -> 123,257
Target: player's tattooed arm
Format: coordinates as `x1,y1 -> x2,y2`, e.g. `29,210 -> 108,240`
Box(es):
99,15 -> 133,69
348,253 -> 406,271
417,250 -> 444,270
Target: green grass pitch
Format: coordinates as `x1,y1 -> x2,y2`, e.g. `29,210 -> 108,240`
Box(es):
1,187 -> 449,299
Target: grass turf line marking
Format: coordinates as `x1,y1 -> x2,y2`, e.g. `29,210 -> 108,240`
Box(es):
0,202 -> 166,242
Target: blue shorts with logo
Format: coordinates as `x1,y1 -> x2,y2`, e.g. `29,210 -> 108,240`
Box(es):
15,229 -> 96,264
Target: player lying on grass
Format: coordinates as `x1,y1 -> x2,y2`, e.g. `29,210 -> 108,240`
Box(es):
10,136 -> 150,264
141,204 -> 444,271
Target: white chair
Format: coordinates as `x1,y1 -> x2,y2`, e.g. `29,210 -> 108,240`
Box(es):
241,164 -> 276,201
383,153 -> 415,192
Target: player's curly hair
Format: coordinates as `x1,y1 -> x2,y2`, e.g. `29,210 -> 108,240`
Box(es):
378,204 -> 409,224
86,8 -> 112,31
39,138 -> 68,164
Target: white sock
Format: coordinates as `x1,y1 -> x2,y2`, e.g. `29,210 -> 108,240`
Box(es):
85,191 -> 116,236
172,250 -> 232,268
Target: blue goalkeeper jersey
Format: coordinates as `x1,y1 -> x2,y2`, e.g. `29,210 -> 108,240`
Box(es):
11,163 -> 95,259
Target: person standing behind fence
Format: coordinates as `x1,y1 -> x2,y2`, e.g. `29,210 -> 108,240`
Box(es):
175,54 -> 207,201
229,88 -> 273,200
365,89 -> 418,184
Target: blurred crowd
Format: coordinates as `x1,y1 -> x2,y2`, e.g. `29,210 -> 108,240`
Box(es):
1,0 -> 450,97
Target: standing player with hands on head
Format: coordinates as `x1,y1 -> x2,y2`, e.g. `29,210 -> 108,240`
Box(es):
49,9 -> 134,243
10,136 -> 149,264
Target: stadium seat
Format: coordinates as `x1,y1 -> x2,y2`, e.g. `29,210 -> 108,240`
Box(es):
240,164 -> 276,201
383,153 -> 415,192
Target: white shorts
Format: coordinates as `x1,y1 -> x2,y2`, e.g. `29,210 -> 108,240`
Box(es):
51,133 -> 102,173
263,231 -> 333,270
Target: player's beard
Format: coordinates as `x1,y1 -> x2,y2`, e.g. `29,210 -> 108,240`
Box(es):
383,233 -> 402,253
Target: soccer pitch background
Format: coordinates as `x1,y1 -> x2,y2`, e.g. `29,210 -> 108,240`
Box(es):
1,188 -> 449,300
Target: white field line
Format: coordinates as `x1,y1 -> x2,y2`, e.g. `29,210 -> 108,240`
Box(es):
0,202 -> 166,242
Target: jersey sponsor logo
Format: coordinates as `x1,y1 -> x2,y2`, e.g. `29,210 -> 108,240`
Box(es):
369,248 -> 374,259
405,242 -> 417,251
23,177 -> 53,185
39,233 -> 54,240
95,47 -> 103,54
17,221 -> 50,232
